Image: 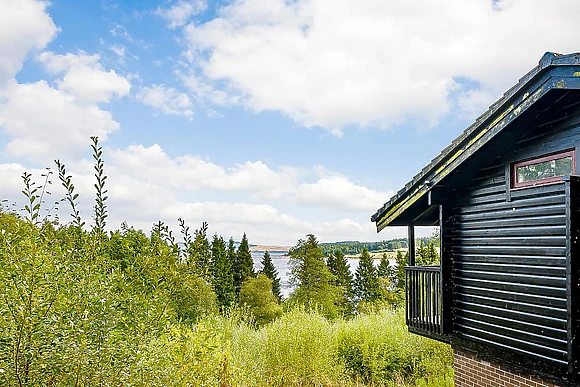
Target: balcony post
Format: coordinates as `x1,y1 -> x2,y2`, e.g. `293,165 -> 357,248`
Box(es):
408,224 -> 415,266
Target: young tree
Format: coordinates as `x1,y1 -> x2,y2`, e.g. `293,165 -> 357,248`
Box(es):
211,234 -> 235,311
288,234 -> 341,318
377,253 -> 394,279
354,248 -> 381,303
189,222 -> 212,277
260,251 -> 282,301
393,250 -> 408,290
227,237 -> 236,266
239,274 -> 283,325
416,240 -> 439,266
234,233 -> 255,296
326,249 -> 354,314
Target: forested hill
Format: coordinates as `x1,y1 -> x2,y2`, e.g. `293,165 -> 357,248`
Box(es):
319,239 -> 408,256
318,237 -> 438,256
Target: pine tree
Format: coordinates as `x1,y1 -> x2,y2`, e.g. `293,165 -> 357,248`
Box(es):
393,250 -> 407,290
234,233 -> 255,296
426,241 -> 439,265
354,248 -> 381,302
288,234 -> 341,318
377,253 -> 394,279
211,234 -> 235,311
326,249 -> 354,314
227,236 -> 236,267
190,221 -> 211,277
260,251 -> 282,302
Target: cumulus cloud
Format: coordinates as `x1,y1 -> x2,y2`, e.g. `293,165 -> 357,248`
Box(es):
295,175 -> 393,212
0,0 -> 130,166
0,140 -> 396,244
38,51 -> 131,103
0,51 -> 130,164
0,80 -> 121,163
157,0 -> 207,29
136,85 -> 193,118
177,0 -> 580,133
0,0 -> 57,87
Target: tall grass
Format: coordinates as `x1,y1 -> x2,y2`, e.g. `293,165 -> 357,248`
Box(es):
144,308 -> 453,387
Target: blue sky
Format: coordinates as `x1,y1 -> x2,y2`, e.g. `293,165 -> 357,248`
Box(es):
1,0 -> 579,245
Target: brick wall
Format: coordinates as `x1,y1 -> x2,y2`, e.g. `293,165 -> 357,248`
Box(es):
454,349 -> 560,387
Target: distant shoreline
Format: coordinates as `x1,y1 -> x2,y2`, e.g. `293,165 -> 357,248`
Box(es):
250,245 -> 291,253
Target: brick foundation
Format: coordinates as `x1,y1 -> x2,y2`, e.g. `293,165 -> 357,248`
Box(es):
454,349 -> 560,387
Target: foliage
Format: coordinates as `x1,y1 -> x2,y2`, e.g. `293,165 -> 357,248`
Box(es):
234,233 -> 255,296
191,221 -> 212,277
90,136 -> 108,233
211,234 -> 235,311
335,309 -> 453,385
55,159 -> 84,228
394,250 -> 407,290
354,248 -> 382,304
416,240 -> 440,266
288,234 -> 342,319
318,239 -> 408,256
377,253 -> 394,279
0,140 -> 452,386
327,249 -> 355,314
239,274 -> 283,325
259,251 -> 282,302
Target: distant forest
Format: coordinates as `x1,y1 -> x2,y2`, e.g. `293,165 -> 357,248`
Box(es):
319,237 -> 437,256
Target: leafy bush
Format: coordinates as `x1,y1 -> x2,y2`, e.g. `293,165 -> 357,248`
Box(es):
238,274 -> 283,326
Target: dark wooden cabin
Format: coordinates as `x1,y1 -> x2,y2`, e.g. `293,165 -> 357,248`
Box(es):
371,52 -> 580,387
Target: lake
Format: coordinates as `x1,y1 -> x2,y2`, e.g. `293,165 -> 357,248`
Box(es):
250,251 -> 394,299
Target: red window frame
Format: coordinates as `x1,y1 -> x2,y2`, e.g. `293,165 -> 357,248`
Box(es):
511,149 -> 575,189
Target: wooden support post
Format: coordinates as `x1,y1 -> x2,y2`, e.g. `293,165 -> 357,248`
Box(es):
408,224 -> 415,266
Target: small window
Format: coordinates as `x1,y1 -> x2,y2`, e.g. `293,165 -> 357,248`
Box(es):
511,150 -> 575,189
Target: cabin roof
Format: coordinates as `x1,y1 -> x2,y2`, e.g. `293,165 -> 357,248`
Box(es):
371,52 -> 580,232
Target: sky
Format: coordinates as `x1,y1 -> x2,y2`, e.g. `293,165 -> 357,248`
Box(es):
1,0 -> 580,245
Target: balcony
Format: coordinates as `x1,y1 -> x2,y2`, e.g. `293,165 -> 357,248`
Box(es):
405,265 -> 443,336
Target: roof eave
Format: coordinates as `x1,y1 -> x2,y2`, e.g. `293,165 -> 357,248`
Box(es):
371,52 -> 580,232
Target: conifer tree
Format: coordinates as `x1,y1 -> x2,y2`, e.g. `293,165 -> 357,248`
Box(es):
260,251 -> 282,301
234,232 -> 255,295
190,222 -> 212,277
416,240 -> 439,265
377,253 -> 394,279
288,234 -> 341,318
354,248 -> 381,302
227,236 -> 236,267
211,234 -> 235,310
327,250 -> 354,292
393,250 -> 408,290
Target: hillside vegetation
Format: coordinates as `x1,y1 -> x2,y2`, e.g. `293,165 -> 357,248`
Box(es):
0,138 -> 451,386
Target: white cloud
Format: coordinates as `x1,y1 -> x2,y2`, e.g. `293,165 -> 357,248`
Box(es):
38,51 -> 131,103
0,49 -> 130,164
295,175 -> 393,212
137,85 -> 193,118
157,0 -> 207,29
0,149 -> 396,244
178,0 -> 580,133
0,0 -> 57,87
0,80 -> 121,163
0,0 -> 131,166
110,45 -> 126,58
107,144 -> 295,200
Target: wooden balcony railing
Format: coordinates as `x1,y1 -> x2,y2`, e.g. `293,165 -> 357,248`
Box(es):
405,265 -> 443,335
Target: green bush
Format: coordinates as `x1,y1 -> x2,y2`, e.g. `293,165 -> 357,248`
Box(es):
239,274 -> 283,326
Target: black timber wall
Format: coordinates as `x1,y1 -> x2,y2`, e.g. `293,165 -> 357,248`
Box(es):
447,113 -> 580,367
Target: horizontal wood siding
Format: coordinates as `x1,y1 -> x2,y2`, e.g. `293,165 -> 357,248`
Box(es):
451,166 -> 569,365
